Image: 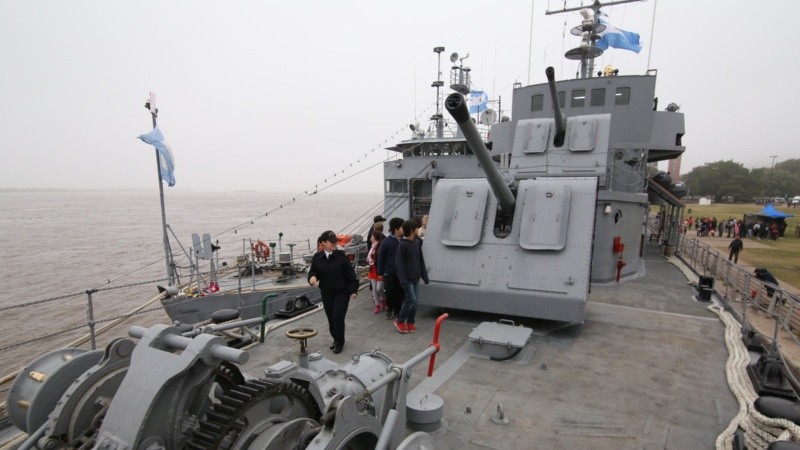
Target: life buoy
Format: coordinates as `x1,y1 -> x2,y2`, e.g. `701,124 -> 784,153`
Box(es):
252,240 -> 270,262
337,234 -> 352,247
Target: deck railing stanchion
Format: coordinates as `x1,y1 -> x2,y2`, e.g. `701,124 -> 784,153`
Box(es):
785,293 -> 794,332
85,289 -> 97,350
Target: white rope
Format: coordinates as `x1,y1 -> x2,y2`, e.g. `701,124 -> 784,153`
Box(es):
0,432 -> 27,450
664,254 -> 800,449
709,302 -> 800,449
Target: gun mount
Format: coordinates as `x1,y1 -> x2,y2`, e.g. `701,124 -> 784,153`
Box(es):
545,66 -> 566,147
445,92 -> 516,216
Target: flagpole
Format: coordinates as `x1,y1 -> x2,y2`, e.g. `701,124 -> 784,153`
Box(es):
646,0 -> 658,72
527,0 -> 535,85
146,92 -> 176,286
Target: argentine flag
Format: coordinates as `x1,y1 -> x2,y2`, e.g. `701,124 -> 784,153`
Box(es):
467,91 -> 489,114
138,127 -> 176,187
597,19 -> 641,54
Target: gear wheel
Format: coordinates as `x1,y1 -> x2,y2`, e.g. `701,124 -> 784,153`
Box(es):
186,380 -> 320,450
213,361 -> 245,396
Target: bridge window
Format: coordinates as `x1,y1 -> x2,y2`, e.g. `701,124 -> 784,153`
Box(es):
531,94 -> 543,111
591,88 -> 605,106
385,179 -> 408,193
570,89 -> 586,107
557,91 -> 566,108
615,87 -> 631,105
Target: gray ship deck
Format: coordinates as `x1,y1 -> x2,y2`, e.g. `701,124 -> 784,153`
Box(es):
240,242 -> 737,449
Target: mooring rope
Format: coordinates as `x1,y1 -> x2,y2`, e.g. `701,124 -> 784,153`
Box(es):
664,254 -> 800,449
710,302 -> 800,449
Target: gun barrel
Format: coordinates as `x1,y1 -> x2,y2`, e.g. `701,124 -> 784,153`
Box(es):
445,93 -> 516,214
545,67 -> 566,147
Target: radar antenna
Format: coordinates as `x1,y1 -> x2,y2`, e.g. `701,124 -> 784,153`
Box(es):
546,0 -> 645,79
449,52 -> 471,95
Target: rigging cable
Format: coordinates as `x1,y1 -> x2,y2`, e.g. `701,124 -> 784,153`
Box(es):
89,104 -> 437,291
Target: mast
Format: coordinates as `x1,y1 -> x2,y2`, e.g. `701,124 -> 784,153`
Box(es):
432,47 -> 445,139
546,0 -> 645,79
145,92 -> 176,286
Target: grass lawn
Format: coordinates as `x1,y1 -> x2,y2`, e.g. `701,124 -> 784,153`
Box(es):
674,203 -> 800,287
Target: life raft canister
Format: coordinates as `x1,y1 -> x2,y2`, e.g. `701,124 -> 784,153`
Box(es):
251,240 -> 270,262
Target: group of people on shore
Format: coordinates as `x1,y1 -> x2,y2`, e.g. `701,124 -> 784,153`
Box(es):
686,216 -> 787,241
306,214 -> 429,353
686,216 -> 742,238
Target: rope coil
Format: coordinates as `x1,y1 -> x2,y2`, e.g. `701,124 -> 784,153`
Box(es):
711,302 -> 800,449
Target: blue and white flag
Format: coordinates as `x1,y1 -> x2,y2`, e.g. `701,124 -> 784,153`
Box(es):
597,19 -> 641,53
467,91 -> 489,114
138,127 -> 176,187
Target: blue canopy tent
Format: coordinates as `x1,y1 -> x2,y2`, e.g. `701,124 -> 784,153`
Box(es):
742,204 -> 794,238
760,204 -> 795,219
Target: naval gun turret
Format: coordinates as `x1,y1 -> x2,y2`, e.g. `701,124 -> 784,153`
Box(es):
420,68 -> 599,324
443,65 -> 569,219
444,92 -> 517,238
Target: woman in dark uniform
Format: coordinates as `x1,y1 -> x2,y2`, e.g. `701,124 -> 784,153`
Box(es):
307,230 -> 359,354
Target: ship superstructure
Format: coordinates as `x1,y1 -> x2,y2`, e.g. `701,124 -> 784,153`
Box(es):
383,47 -> 500,219
384,0 -> 685,322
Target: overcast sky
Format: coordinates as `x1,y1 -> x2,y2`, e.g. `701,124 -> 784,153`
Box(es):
1,0 -> 798,194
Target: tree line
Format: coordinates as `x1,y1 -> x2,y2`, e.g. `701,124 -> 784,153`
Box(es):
681,159 -> 800,202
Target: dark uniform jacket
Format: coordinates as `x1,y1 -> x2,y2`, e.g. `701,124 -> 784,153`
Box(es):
307,250 -> 359,295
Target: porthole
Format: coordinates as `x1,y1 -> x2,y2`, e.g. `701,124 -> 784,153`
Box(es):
614,210 -> 622,224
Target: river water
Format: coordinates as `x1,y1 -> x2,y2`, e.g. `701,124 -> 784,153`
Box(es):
0,189 -> 382,384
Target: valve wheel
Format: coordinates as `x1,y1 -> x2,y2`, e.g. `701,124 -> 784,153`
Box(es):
285,328 -> 317,340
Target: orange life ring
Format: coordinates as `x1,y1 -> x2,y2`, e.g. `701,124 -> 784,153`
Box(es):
252,240 -> 270,262
336,234 -> 352,247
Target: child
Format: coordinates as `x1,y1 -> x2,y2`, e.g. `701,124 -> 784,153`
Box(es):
394,220 -> 429,333
367,228 -> 386,313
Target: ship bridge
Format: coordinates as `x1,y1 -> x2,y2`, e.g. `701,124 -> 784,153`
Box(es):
493,74 -> 684,163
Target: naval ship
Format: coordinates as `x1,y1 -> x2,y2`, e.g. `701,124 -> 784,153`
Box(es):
4,1 -> 800,449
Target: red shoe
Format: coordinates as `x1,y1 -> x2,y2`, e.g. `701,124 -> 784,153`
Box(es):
373,304 -> 381,314
407,323 -> 416,333
394,320 -> 408,334
380,300 -> 388,311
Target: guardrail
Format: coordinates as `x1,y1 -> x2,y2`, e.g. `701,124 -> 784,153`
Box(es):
675,234 -> 800,345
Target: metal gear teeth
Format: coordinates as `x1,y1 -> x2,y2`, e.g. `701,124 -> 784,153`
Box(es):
186,379 -> 319,450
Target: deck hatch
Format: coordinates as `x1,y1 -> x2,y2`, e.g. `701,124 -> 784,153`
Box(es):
468,321 -> 533,360
518,182 -> 571,250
